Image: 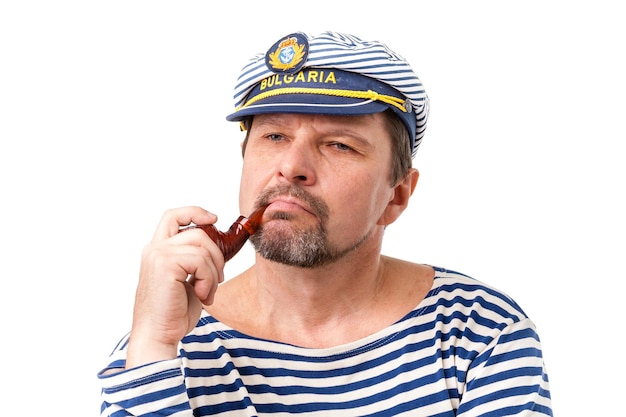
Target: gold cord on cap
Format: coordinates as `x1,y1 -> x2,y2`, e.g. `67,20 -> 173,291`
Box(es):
239,87 -> 409,113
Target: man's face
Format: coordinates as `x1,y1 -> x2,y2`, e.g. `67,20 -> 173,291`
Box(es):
240,112 -> 396,267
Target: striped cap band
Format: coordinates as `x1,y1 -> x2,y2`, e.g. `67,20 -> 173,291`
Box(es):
226,32 -> 430,156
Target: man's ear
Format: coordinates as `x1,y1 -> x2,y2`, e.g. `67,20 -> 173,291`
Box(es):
378,168 -> 419,226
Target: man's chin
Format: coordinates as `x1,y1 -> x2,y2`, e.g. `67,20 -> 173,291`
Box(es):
250,227 -> 327,268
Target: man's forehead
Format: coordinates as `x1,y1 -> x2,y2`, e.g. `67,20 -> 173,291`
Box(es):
251,112 -> 384,129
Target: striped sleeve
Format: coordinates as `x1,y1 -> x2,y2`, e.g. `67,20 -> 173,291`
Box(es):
457,318 -> 552,416
430,268 -> 552,415
97,334 -> 194,417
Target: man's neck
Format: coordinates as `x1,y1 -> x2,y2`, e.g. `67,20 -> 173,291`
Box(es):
253,251 -> 387,333
208,248 -> 434,348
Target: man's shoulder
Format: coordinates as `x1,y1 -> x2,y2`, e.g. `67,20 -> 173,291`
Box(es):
428,266 -> 529,321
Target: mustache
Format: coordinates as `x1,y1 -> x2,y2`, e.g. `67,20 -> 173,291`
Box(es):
254,184 -> 329,220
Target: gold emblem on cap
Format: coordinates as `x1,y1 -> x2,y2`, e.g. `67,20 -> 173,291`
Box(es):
266,33 -> 308,73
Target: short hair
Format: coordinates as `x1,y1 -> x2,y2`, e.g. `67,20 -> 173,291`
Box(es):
383,109 -> 413,186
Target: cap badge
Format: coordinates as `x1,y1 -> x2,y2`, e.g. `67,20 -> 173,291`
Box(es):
265,33 -> 309,74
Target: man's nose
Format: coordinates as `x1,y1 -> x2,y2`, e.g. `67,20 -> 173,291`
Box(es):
276,140 -> 316,185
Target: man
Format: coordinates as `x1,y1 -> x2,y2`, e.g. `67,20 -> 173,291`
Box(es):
99,31 -> 553,416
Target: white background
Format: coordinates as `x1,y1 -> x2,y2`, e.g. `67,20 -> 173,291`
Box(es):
1,1 -> 623,415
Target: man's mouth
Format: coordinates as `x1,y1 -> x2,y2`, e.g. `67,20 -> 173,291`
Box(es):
254,183 -> 330,222
266,198 -> 314,216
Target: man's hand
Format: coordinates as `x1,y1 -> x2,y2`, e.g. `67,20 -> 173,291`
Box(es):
126,206 -> 225,369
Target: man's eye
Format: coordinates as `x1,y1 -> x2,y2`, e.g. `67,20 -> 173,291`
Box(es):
267,133 -> 283,141
331,142 -> 353,151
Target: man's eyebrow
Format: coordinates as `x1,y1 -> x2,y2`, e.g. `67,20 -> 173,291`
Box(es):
324,129 -> 373,146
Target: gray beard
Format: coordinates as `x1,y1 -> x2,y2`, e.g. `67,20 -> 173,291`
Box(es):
248,184 -> 369,268
250,215 -> 371,268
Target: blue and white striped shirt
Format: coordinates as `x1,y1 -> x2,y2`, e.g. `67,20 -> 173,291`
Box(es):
99,267 -> 552,416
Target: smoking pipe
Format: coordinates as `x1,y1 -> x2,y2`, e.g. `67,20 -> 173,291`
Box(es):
185,205 -> 266,262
